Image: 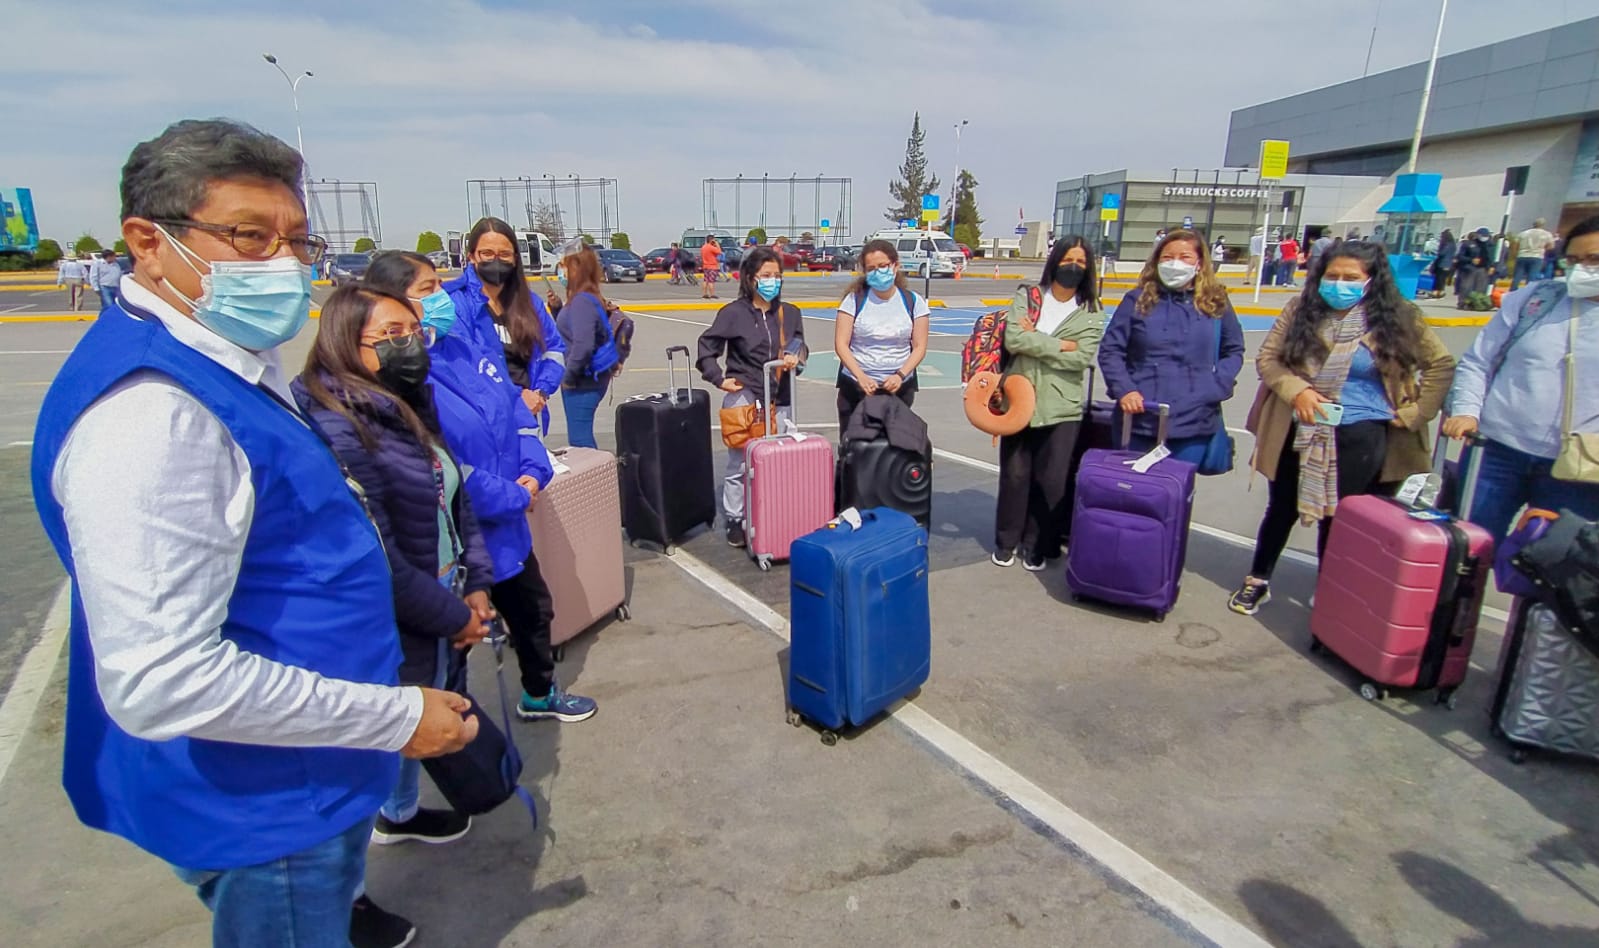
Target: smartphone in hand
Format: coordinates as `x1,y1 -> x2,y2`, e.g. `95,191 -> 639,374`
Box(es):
1316,402 -> 1345,426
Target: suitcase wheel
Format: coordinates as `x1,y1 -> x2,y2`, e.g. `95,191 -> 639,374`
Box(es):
1434,687 -> 1458,711
1509,748 -> 1528,765
757,556 -> 772,573
552,644 -> 566,663
1308,635 -> 1324,655
785,709 -> 802,728
1358,682 -> 1386,702
819,730 -> 839,746
664,544 -> 675,556
616,603 -> 632,622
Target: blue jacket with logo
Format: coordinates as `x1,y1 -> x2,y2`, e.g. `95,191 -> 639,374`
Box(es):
30,306 -> 401,869
444,265 -> 566,410
1098,286 -> 1246,440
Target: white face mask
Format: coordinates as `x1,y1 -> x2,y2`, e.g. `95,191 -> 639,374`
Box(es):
1157,260 -> 1197,290
1567,263 -> 1599,300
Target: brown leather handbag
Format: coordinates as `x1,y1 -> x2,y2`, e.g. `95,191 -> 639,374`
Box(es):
718,306 -> 786,449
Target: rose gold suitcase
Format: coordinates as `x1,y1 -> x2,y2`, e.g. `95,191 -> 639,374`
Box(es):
528,446 -> 631,659
745,359 -> 834,571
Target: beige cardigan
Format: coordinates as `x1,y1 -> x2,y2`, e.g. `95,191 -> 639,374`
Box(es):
1244,300 -> 1457,484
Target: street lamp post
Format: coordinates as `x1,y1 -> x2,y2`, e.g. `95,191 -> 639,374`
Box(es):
950,119 -> 969,232
262,54 -> 314,185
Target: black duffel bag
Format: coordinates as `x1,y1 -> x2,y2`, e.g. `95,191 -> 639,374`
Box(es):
1511,509 -> 1599,655
421,624 -> 538,823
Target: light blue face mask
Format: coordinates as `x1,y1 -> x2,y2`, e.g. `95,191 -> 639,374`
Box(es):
416,289 -> 457,336
755,276 -> 782,301
158,225 -> 311,351
557,269 -> 568,288
1318,278 -> 1369,311
866,266 -> 896,292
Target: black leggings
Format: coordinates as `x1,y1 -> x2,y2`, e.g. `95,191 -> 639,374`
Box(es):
836,371 -> 918,432
1249,421 -> 1390,580
490,547 -> 557,697
995,421 -> 1082,559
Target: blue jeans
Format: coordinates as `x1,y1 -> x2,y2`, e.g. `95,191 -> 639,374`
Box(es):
1464,439 -> 1599,548
1275,258 -> 1296,286
98,285 -> 117,309
1510,258 -> 1543,290
172,816 -> 374,947
562,386 -> 605,449
1128,433 -> 1212,467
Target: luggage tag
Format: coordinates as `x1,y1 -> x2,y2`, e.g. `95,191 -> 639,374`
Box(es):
780,417 -> 811,442
1126,444 -> 1170,474
827,507 -> 864,531
1407,508 -> 1450,522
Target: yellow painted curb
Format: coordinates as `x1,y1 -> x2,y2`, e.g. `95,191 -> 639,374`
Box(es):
1422,315 -> 1493,327
0,284 -> 71,292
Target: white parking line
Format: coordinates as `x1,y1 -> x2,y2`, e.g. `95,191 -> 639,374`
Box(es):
666,548 -> 1269,947
0,583 -> 69,790
0,350 -> 73,355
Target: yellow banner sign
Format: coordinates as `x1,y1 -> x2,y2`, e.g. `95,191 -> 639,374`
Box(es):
1259,140 -> 1290,180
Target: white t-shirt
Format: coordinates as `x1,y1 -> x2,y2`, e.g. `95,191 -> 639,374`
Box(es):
1034,292 -> 1080,336
838,288 -> 931,382
1518,227 -> 1555,258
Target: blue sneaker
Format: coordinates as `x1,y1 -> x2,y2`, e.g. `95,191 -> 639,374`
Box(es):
517,686 -> 597,723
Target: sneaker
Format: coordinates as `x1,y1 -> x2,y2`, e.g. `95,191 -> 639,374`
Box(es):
727,520 -> 747,548
991,549 -> 1016,568
1227,578 -> 1272,616
1022,554 -> 1047,572
518,686 -> 598,723
371,808 -> 471,846
350,895 -> 416,948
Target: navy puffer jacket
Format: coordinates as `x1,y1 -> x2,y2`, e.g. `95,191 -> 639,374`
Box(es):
1098,287 -> 1246,441
292,375 -> 495,686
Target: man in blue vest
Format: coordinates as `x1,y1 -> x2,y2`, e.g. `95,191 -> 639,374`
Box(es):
30,118 -> 478,948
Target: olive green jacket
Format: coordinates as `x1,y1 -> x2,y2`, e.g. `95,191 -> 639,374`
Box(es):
1002,286 -> 1104,428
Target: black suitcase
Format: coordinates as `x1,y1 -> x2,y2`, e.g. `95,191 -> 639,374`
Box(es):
837,439 -> 933,527
616,345 -> 717,552
1063,368 -> 1115,545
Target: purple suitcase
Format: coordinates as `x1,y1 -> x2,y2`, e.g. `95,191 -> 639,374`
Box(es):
746,359 -> 835,571
1065,405 -> 1197,619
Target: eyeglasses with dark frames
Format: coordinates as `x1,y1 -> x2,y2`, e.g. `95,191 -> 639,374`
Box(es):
154,219 -> 328,265
360,326 -> 436,351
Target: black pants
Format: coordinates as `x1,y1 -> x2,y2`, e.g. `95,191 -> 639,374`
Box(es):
836,371 -> 918,432
995,421 -> 1082,559
490,547 -> 556,697
1248,420 -> 1390,579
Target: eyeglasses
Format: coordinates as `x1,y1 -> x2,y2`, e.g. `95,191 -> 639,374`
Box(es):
154,219 -> 328,265
1563,254 -> 1599,268
360,326 -> 436,350
473,251 -> 517,263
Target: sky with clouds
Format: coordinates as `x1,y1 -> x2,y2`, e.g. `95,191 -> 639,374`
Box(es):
6,0 -> 1598,252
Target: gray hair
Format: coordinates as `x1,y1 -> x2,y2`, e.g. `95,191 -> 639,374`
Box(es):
120,119 -> 303,222
1534,217 -> 1547,228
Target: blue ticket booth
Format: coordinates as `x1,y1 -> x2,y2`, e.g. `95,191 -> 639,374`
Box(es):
1377,174 -> 1446,300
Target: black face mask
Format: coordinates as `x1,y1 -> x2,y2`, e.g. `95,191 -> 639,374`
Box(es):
476,259 -> 515,285
373,339 -> 432,393
1053,263 -> 1086,291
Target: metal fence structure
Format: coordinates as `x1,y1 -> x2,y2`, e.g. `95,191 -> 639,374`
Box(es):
702,176 -> 853,238
465,177 -> 621,241
307,180 -> 382,253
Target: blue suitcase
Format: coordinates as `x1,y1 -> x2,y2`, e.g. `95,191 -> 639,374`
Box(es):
787,507 -> 931,743
1065,405 -> 1197,620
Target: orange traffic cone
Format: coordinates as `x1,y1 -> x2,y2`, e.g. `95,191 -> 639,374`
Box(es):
993,263 -> 1000,279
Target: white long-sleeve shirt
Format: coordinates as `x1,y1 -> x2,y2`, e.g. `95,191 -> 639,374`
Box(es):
50,276 -> 422,750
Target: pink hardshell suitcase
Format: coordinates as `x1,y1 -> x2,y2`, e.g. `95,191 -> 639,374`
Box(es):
528,446 -> 631,659
1309,437 -> 1492,706
744,359 -> 835,571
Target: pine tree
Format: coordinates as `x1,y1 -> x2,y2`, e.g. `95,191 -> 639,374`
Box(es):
886,113 -> 940,224
532,202 -> 563,239
951,170 -> 983,248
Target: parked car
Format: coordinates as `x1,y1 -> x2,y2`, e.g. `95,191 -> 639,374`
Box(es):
790,242 -> 816,263
804,247 -> 849,272
641,248 -> 674,273
719,241 -> 744,272
768,243 -> 802,270
596,248 -> 645,283
329,252 -> 373,286
426,250 -> 452,270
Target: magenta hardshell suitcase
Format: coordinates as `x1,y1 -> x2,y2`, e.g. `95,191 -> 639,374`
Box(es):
745,359 -> 834,571
1309,441 -> 1491,705
528,446 -> 631,658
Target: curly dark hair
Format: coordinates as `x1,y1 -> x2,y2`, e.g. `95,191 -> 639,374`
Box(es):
1279,240 -> 1425,381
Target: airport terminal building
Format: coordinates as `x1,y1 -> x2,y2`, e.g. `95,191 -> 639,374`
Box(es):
1057,16 -> 1599,263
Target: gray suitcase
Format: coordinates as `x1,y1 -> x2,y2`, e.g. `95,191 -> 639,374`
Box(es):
1490,600 -> 1599,764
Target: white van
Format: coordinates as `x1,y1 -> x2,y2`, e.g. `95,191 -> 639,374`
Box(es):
867,228 -> 964,278
681,228 -> 736,251
516,231 -> 560,275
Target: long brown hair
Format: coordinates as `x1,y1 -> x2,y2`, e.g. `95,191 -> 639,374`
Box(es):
1135,229 -> 1230,318
300,285 -> 439,452
844,238 -> 911,300
562,247 -> 606,302
467,216 -> 544,360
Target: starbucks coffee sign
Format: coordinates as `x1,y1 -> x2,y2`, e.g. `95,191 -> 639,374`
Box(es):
1163,186 -> 1269,200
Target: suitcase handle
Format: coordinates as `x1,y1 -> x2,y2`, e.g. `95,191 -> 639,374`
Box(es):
1431,423 -> 1485,518
1118,402 -> 1170,450
761,358 -> 798,440
665,346 -> 692,406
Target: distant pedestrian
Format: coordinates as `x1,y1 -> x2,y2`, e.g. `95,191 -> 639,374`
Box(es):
1276,234 -> 1300,286
1211,237 -> 1227,275
1511,217 -> 1556,290
1248,229 -> 1266,284
57,254 -> 89,310
1454,227 -> 1494,307
1431,229 -> 1457,298
700,234 -> 724,300
89,249 -> 121,310
1306,229 -> 1337,276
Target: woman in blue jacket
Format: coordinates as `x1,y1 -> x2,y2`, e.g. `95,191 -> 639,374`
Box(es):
294,284 -> 496,855
551,246 -> 615,448
444,217 -> 566,433
367,252 -> 596,725
1098,229 -> 1246,464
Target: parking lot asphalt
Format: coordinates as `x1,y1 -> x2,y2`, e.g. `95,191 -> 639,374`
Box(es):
1,287 -> 1593,947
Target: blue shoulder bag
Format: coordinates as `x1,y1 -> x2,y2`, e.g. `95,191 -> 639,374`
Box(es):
1198,317 -> 1235,476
